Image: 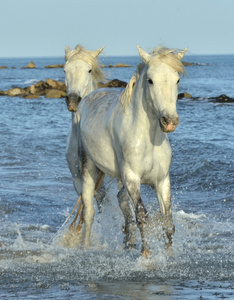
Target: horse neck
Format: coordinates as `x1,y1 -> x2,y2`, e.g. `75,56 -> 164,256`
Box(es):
71,79 -> 97,122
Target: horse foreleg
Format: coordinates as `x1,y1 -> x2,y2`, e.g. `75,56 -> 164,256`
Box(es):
155,176 -> 175,249
117,187 -> 137,249
124,175 -> 151,257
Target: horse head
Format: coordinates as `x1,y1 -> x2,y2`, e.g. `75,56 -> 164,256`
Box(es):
137,45 -> 187,133
64,45 -> 105,112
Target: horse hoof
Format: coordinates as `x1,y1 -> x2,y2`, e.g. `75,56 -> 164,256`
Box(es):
141,249 -> 152,258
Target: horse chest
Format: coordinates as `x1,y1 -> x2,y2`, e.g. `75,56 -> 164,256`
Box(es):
122,135 -> 172,183
143,143 -> 172,179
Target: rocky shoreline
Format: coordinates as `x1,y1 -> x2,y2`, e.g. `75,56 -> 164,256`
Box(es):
0,78 -> 233,103
0,60 -> 199,70
0,61 -> 133,70
0,78 -> 128,99
0,61 -> 233,103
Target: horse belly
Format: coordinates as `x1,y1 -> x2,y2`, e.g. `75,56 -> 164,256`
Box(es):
86,137 -> 120,178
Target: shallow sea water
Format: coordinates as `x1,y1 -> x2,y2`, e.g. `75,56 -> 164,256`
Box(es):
0,55 -> 233,299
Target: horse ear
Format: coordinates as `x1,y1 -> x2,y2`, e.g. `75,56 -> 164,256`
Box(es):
137,45 -> 150,64
92,46 -> 105,57
65,46 -> 71,61
177,47 -> 188,60
91,46 -> 105,57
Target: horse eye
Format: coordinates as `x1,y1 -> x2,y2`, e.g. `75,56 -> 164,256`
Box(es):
147,78 -> 153,85
88,69 -> 92,73
177,79 -> 180,84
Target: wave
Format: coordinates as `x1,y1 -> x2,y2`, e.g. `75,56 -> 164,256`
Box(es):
175,209 -> 206,220
24,79 -> 38,85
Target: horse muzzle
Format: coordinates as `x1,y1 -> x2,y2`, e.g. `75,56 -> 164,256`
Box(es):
160,115 -> 180,133
65,93 -> 82,112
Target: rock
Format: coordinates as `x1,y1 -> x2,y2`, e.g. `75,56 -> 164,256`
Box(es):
0,90 -> 7,96
182,61 -> 201,66
29,81 -> 49,95
55,81 -> 66,92
45,89 -> 66,98
23,94 -> 40,99
46,78 -> 59,89
178,92 -> 192,99
182,61 -> 192,66
209,94 -> 234,103
7,88 -> 27,97
98,79 -> 127,88
114,63 -> 131,68
102,63 -> 132,68
45,63 -> 64,68
45,78 -> 66,91
21,61 -> 36,69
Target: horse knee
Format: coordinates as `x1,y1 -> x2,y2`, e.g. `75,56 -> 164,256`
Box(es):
118,188 -> 134,220
118,188 -> 129,208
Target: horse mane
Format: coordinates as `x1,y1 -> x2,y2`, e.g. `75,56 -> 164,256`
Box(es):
151,46 -> 186,75
65,44 -> 105,83
119,46 -> 185,111
118,69 -> 138,112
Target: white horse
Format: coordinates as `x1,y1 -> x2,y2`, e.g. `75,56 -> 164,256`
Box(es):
74,45 -> 187,257
64,45 -> 105,227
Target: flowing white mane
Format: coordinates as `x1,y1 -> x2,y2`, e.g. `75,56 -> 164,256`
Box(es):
151,46 -> 186,75
65,44 -> 105,83
119,46 -> 186,111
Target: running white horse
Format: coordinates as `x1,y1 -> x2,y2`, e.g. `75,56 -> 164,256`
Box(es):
74,45 -> 187,257
64,45 -> 105,229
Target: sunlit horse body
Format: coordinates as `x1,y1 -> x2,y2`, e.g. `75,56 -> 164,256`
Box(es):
75,45 -> 187,256
64,45 -> 105,215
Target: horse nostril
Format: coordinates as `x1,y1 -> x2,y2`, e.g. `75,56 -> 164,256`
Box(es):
160,116 -> 168,126
160,116 -> 179,126
65,94 -> 82,112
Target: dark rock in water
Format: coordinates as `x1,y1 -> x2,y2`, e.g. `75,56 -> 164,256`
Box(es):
45,78 -> 66,91
0,79 -> 67,98
29,80 -> 50,95
209,94 -> 234,103
182,61 -> 201,66
98,79 -> 127,88
178,92 -> 192,99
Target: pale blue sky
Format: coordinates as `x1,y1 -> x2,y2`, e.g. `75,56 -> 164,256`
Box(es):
1,0 -> 234,57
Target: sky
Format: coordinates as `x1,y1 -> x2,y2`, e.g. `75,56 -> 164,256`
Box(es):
1,0 -> 234,57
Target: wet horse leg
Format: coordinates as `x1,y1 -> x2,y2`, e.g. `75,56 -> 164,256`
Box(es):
82,159 -> 98,248
117,187 -> 137,248
124,174 -> 151,257
155,176 -> 175,248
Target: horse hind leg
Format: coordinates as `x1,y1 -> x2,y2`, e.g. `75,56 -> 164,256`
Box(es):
94,172 -> 106,212
82,160 -> 99,248
117,187 -> 137,249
